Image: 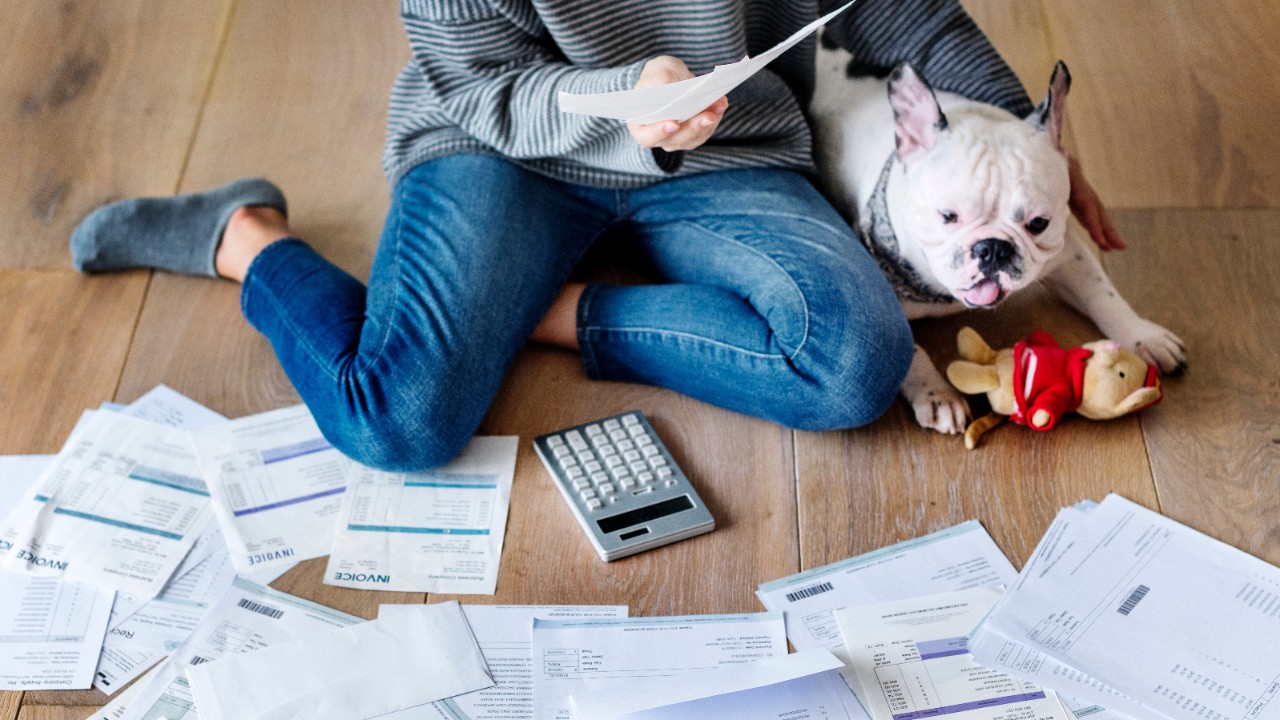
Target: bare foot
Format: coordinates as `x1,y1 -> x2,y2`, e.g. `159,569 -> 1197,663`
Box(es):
216,206 -> 292,282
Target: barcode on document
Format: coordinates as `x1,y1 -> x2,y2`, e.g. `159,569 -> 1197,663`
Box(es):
237,598 -> 284,619
189,655 -> 212,666
1117,584 -> 1150,615
786,582 -> 834,603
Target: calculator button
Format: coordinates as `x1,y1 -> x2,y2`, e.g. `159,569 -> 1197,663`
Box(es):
622,414 -> 640,426
638,472 -> 654,485
648,456 -> 668,469
572,478 -> 591,491
598,482 -> 615,495
628,425 -> 646,438
665,479 -> 677,488
604,455 -> 623,468
584,460 -> 602,473
586,424 -> 603,436
579,489 -> 597,500
591,472 -> 609,485
616,439 -> 635,451
623,450 -> 641,462
657,467 -> 674,480
604,419 -> 621,431
641,445 -> 660,458
598,444 -> 617,457
565,466 -> 585,479
558,455 -> 579,470
586,498 -> 603,510
547,436 -> 565,447
591,434 -> 609,448
619,478 -> 636,490
636,434 -> 653,447
629,461 -> 648,473
552,445 -> 571,458
610,429 -> 628,441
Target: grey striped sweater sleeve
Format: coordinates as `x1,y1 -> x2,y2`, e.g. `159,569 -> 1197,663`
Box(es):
823,0 -> 1034,116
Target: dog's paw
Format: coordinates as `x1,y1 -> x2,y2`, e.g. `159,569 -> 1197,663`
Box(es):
905,384 -> 971,435
1114,318 -> 1188,376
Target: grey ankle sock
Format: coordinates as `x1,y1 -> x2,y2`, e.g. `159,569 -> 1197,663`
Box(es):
70,177 -> 288,277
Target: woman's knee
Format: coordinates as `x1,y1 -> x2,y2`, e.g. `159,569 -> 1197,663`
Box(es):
312,389 -> 475,473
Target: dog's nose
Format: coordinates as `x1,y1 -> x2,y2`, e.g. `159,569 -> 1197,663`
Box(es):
972,238 -> 1015,278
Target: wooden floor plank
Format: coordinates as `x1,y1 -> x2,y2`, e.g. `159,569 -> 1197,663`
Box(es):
0,692 -> 18,720
796,286 -> 1161,571
0,271 -> 148,455
0,0 -> 232,270
1103,209 -> 1280,563
428,347 -> 799,617
1041,0 -> 1280,208
16,707 -> 99,720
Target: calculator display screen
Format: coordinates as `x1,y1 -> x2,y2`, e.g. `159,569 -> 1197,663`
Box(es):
597,495 -> 694,534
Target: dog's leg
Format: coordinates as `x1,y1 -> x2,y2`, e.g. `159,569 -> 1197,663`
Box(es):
1044,228 -> 1188,374
901,344 -> 970,434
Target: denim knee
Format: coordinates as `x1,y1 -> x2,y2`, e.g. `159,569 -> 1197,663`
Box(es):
772,312 -> 914,432
312,389 -> 473,473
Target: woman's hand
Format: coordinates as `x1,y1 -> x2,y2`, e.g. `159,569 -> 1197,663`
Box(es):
627,56 -> 728,152
1068,155 -> 1127,251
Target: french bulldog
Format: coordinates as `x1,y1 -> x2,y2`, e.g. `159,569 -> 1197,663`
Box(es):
809,43 -> 1187,434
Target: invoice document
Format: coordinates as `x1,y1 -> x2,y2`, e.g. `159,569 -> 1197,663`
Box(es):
120,384 -> 226,431
381,603 -> 629,719
117,577 -> 360,720
185,601 -> 494,720
836,586 -> 1072,720
326,436 -> 518,594
0,411 -> 214,598
558,1 -> 855,123
974,494 -> 1280,720
192,404 -> 348,574
0,454 -> 114,691
571,648 -> 849,720
532,611 -> 789,719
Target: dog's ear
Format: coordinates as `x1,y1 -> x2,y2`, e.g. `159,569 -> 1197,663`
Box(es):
887,62 -> 948,163
1027,60 -> 1071,153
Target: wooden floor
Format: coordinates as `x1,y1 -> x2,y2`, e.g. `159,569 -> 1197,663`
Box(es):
3,1 -> 1278,717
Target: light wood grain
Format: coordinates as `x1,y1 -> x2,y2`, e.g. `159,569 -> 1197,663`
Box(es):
1041,0 -> 1280,208
16,707 -> 99,720
0,0 -> 231,270
1103,209 -> 1280,563
796,287 -> 1161,571
0,271 -> 148,455
0,693 -> 19,720
428,346 -> 799,616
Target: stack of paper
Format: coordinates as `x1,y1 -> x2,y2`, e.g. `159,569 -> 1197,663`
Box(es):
970,494 -> 1280,720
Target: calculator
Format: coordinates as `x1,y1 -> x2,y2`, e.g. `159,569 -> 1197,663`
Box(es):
533,411 -> 715,562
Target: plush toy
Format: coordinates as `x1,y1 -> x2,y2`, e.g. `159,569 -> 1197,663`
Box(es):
945,327 -> 1163,449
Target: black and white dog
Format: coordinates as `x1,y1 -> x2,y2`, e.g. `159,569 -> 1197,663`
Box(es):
809,44 -> 1186,434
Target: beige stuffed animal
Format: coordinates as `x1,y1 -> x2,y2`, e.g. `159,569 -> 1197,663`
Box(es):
946,327 -> 1163,449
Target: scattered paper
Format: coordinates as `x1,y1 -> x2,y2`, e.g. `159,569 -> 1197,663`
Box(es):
558,1 -> 855,123
836,586 -> 1071,720
532,611 -> 789,719
186,601 -> 493,720
192,404 -> 348,574
571,648 -> 847,720
325,436 -> 518,594
381,603 -> 629,720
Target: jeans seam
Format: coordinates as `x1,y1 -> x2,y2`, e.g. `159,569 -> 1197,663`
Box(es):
353,192 -> 406,386
577,283 -> 603,378
582,325 -> 790,361
677,219 -> 813,362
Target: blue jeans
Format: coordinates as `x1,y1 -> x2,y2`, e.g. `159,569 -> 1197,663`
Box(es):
241,154 -> 912,471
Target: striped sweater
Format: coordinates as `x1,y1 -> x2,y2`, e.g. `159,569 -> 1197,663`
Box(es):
384,0 -> 1033,189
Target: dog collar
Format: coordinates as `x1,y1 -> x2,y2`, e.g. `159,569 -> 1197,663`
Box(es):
857,155 -> 955,305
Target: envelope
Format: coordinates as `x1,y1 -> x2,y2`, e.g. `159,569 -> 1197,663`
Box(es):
185,601 -> 493,720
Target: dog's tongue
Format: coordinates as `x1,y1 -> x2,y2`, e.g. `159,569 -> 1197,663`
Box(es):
963,280 -> 1001,306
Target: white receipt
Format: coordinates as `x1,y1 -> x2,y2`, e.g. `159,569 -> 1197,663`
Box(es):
572,648 -> 849,720
380,603 -> 629,719
532,611 -> 789,719
0,455 -> 114,691
558,1 -> 855,123
325,436 -> 518,594
974,494 -> 1280,720
836,586 -> 1071,720
120,384 -> 227,430
0,412 -> 214,599
118,577 -> 361,720
186,601 -> 493,720
192,404 -> 348,574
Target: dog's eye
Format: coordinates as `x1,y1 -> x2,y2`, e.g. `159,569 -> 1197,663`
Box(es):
1027,216 -> 1050,235
1119,371 -> 1126,379
940,211 -> 958,225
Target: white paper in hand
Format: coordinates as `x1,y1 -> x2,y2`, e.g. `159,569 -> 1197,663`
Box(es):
558,1 -> 856,124
185,601 -> 494,720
